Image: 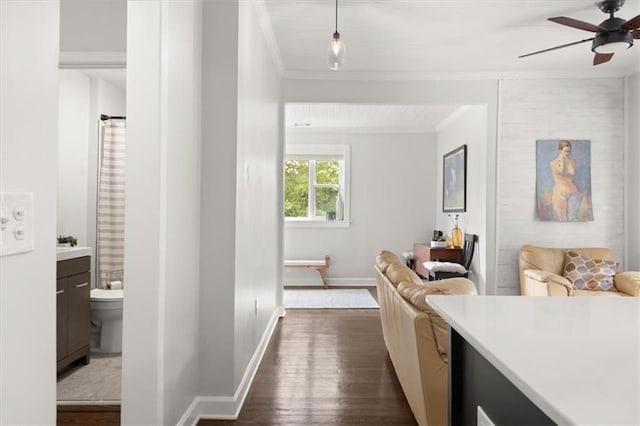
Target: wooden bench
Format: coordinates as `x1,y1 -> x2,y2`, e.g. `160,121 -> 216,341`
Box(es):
284,255 -> 331,288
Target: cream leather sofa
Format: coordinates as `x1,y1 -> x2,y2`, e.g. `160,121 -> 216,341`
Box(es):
519,244 -> 640,297
375,250 -> 477,426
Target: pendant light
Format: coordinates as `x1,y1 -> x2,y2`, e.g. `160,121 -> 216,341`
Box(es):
328,0 -> 345,70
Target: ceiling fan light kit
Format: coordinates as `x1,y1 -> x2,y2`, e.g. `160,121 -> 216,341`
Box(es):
592,29 -> 633,53
328,0 -> 345,70
519,0 -> 640,66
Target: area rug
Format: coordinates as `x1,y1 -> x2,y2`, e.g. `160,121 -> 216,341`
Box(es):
284,289 -> 379,309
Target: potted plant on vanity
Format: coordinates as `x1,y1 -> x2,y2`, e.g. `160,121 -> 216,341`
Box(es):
57,235 -> 78,247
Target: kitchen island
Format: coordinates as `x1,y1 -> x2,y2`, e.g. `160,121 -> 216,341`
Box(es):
426,295 -> 639,425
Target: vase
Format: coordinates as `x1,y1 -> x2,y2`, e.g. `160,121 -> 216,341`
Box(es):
451,226 -> 463,248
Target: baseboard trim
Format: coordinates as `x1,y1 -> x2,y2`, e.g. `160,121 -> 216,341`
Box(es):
177,308 -> 281,425
284,277 -> 375,286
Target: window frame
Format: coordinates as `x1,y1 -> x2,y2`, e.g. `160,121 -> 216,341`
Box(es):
284,144 -> 351,228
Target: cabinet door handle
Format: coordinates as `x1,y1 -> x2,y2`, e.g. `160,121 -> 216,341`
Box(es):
56,289 -> 64,295
74,282 -> 89,288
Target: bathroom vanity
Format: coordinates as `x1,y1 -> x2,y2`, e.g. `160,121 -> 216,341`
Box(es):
56,247 -> 92,373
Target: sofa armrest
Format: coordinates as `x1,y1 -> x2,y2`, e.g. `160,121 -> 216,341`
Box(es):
614,272 -> 640,297
522,270 -> 573,296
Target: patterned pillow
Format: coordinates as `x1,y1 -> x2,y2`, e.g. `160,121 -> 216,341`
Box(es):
563,251 -> 618,291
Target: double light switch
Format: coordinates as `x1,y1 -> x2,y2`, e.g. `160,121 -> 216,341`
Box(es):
0,192 -> 34,257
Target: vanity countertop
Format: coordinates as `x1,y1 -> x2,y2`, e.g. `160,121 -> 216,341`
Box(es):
56,246 -> 92,261
426,295 -> 640,425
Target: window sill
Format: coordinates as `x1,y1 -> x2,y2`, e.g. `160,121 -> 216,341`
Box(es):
285,220 -> 351,229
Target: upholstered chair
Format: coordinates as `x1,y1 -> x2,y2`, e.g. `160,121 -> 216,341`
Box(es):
519,244 -> 640,297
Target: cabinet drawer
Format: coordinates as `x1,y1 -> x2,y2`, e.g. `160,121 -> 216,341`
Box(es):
67,272 -> 90,355
57,256 -> 91,279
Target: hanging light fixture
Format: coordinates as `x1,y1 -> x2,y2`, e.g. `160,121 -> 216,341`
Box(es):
328,0 -> 345,70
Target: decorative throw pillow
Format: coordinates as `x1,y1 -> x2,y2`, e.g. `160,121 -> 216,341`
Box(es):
424,261 -> 467,274
563,251 -> 618,291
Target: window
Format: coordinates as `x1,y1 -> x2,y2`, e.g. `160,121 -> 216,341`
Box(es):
284,144 -> 350,228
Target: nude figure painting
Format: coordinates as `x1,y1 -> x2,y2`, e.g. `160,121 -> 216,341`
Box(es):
536,139 -> 593,222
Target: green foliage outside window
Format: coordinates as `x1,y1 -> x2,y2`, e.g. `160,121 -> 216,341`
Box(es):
284,160 -> 309,217
284,159 -> 340,218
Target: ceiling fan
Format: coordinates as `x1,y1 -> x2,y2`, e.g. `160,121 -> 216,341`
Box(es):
519,0 -> 640,65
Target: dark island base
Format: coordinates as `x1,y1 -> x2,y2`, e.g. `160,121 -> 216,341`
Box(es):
448,327 -> 555,425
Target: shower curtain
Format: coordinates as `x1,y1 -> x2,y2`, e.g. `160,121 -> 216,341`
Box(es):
97,120 -> 127,289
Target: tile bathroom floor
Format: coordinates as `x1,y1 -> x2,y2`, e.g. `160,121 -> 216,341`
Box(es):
57,353 -> 121,402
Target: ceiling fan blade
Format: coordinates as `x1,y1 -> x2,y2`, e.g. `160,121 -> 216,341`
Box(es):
593,52 -> 614,65
621,14 -> 640,30
634,29 -> 640,39
519,38 -> 594,59
548,17 -> 605,32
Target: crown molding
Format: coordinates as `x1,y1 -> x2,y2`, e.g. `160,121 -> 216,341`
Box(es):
436,106 -> 472,132
282,67 -> 640,81
59,51 -> 126,68
287,126 -> 435,134
252,0 -> 285,77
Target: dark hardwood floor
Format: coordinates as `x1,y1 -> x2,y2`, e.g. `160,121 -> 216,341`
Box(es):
57,404 -> 120,426
200,295 -> 416,425
58,288 -> 416,425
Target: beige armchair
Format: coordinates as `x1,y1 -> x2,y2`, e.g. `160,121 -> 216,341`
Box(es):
519,244 -> 640,297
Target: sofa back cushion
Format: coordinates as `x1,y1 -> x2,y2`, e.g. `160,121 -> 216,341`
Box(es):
396,278 -> 477,361
519,245 -> 613,282
375,250 -> 401,273
386,262 -> 423,287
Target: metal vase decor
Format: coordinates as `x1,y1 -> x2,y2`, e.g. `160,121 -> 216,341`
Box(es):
449,214 -> 463,248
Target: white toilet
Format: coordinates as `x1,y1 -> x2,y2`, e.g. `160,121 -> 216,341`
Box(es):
90,288 -> 124,353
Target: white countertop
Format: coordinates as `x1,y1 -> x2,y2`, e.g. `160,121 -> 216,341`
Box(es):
56,246 -> 92,261
426,295 -> 640,425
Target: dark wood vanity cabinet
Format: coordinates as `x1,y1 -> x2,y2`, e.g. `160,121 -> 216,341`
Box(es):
56,256 -> 91,372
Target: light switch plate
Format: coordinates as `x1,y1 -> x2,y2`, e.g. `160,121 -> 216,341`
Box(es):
0,192 -> 34,256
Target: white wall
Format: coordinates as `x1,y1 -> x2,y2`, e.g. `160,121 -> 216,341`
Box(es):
0,2 -> 59,424
58,70 -> 90,246
497,78 -> 626,295
58,70 -> 126,263
60,0 -> 126,53
195,0 -> 283,420
198,0 -> 239,401
626,72 -> 639,271
436,106 -> 488,294
122,1 -> 201,424
282,79 -> 499,289
234,0 -> 283,390
284,131 -> 437,284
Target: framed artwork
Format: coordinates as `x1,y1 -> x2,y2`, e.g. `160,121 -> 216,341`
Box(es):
443,144 -> 467,212
536,139 -> 593,222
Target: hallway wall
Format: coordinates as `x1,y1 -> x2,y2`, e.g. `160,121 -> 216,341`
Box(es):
0,2 -> 60,424
122,1 -> 202,424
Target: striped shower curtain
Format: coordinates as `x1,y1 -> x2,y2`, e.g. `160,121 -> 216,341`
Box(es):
97,120 -> 127,289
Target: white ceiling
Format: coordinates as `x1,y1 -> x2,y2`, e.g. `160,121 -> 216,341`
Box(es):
286,103 -> 461,131
263,0 -> 640,78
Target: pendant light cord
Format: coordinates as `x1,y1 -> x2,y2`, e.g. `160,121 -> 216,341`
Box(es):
335,0 -> 339,33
